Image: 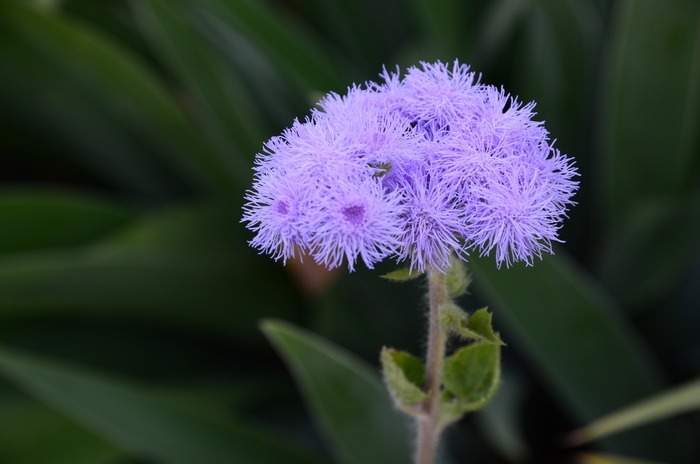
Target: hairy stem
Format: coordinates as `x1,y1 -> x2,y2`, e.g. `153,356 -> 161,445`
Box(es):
415,271 -> 449,464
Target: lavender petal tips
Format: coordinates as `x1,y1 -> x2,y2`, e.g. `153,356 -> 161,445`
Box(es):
242,60 -> 578,272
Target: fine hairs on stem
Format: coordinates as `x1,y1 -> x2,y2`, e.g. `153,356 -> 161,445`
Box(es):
415,271 -> 449,463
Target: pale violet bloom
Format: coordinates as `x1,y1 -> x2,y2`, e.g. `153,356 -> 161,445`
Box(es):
242,60 -> 578,272
308,173 -> 405,272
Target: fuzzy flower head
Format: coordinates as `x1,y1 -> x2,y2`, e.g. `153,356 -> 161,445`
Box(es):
242,169 -> 313,264
395,168 -> 467,272
242,60 -> 578,272
308,173 -> 404,272
464,160 -> 565,267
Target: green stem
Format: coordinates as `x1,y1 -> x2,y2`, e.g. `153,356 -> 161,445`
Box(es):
415,270 -> 449,464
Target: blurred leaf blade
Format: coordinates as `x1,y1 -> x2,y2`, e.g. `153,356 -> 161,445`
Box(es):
575,452 -> 667,464
0,206 -> 303,340
262,319 -> 413,464
596,197 -> 700,308
201,0 -> 351,92
0,2 -> 236,196
599,0 -> 700,227
286,0 -> 406,71
133,0 -> 266,170
469,251 -> 665,451
568,376 -> 700,446
0,346 -> 323,464
0,190 -> 133,254
412,0 -> 475,56
516,0 -> 601,152
474,370 -> 529,463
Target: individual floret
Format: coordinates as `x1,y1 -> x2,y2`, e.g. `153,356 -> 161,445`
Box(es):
308,173 -> 405,271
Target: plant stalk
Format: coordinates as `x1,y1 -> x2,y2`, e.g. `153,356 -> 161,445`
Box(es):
415,270 -> 449,464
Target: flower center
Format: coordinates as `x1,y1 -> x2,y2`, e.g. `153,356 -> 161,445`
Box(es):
342,204 -> 365,226
275,200 -> 289,215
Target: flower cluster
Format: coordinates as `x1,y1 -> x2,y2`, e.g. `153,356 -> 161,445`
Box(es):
242,60 -> 578,272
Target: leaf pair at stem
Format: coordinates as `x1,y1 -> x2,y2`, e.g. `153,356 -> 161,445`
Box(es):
380,260 -> 504,440
381,309 -> 502,424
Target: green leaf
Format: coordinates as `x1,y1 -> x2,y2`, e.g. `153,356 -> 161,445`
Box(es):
440,304 -> 503,346
262,320 -> 413,464
0,2 -> 235,195
380,347 -> 427,411
461,308 -> 504,346
439,301 -> 468,333
0,346 -> 322,464
380,267 -> 423,282
599,0 -> 700,227
443,342 -> 501,412
446,257 -> 471,298
568,376 -> 700,446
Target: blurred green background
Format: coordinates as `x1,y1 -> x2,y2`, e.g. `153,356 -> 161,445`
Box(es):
1,0 -> 699,463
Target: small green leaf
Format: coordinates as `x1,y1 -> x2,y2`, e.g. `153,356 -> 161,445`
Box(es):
380,267 -> 423,282
446,257 -> 472,297
439,301 -> 468,333
460,308 -> 504,346
440,304 -> 503,346
443,342 -> 501,412
371,163 -> 392,178
380,347 -> 427,412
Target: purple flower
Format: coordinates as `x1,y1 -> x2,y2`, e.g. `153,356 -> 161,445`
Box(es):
242,60 -> 578,272
395,169 -> 467,272
394,60 -> 483,134
463,158 -> 570,267
308,174 -> 404,271
242,168 -> 312,264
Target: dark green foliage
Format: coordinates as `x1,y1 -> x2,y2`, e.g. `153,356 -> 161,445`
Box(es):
0,0 -> 699,463
263,321 -> 412,464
